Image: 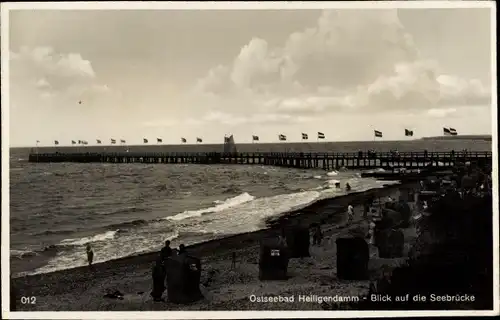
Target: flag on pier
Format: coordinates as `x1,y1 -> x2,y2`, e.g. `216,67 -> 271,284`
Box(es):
449,127 -> 458,136
279,134 -> 287,141
143,138 -> 148,143
96,139 -> 102,144
82,141 -> 88,145
157,138 -> 162,143
443,127 -> 452,136
252,135 -> 259,141
121,139 -> 126,144
302,133 -> 308,140
181,138 -> 187,143
318,132 -> 325,139
54,140 -> 59,145
36,140 -> 40,143
72,140 -> 76,145
374,130 -> 383,138
196,137 -> 203,143
404,129 -> 414,137
111,139 -> 116,144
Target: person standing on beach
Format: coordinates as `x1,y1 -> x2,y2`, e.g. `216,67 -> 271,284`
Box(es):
312,224 -> 323,246
160,240 -> 172,263
177,244 -> 188,260
86,244 -> 94,267
363,201 -> 370,219
347,204 -> 355,225
278,228 -> 288,246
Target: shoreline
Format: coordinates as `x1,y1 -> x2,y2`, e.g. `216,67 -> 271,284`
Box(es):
13,182 -> 402,280
13,181 -> 410,309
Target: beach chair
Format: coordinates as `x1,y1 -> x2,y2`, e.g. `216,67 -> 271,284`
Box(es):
395,202 -> 412,228
165,254 -> 203,304
376,229 -> 405,258
285,226 -> 310,258
259,239 -> 289,280
336,237 -> 369,280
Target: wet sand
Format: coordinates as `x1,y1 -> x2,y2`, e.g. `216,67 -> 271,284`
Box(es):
13,182 -> 418,311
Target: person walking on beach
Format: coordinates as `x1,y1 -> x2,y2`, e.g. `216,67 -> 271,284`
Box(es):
312,224 -> 323,246
347,204 -> 355,225
278,228 -> 288,246
86,244 -> 94,267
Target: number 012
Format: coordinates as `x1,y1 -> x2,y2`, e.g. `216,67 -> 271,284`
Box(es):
20,296 -> 36,304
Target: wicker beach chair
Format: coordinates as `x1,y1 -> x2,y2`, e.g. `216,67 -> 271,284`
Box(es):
285,226 -> 311,258
165,254 -> 203,304
336,237 -> 369,280
376,229 -> 405,258
259,239 -> 289,280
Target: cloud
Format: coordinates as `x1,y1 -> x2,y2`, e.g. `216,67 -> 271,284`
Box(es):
186,111 -> 313,127
141,119 -> 177,127
194,10 -> 491,116
426,108 -> 458,118
10,46 -> 116,108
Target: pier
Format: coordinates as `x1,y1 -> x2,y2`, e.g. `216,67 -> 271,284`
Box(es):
28,151 -> 492,170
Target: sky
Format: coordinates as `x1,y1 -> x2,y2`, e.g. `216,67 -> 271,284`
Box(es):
5,4 -> 494,146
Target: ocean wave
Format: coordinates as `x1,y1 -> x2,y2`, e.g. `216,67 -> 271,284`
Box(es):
59,230 -> 119,246
221,185 -> 242,194
165,192 -> 256,221
11,249 -> 38,259
32,229 -> 76,237
11,244 -> 62,259
324,179 -> 342,188
25,230 -> 181,276
105,219 -> 149,230
326,170 -> 339,176
100,206 -> 151,216
188,190 -> 323,235
177,230 -> 216,238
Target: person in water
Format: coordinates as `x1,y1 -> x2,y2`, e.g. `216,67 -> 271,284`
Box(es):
345,182 -> 352,191
150,257 -> 166,302
86,244 -> 94,267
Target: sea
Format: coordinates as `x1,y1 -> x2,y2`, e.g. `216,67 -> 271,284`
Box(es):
9,139 -> 492,277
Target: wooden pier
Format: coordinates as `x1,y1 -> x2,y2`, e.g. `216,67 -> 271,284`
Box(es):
28,151 -> 493,170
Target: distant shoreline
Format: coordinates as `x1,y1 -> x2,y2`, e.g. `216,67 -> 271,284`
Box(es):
420,134 -> 492,141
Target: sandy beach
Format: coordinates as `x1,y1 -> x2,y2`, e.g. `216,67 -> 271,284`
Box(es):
13,182 -> 418,311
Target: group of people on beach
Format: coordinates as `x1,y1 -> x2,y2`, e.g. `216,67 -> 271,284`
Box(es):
84,239 -> 188,302
151,240 -> 188,302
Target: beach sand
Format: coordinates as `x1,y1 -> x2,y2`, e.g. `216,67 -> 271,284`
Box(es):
13,182 -> 419,311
